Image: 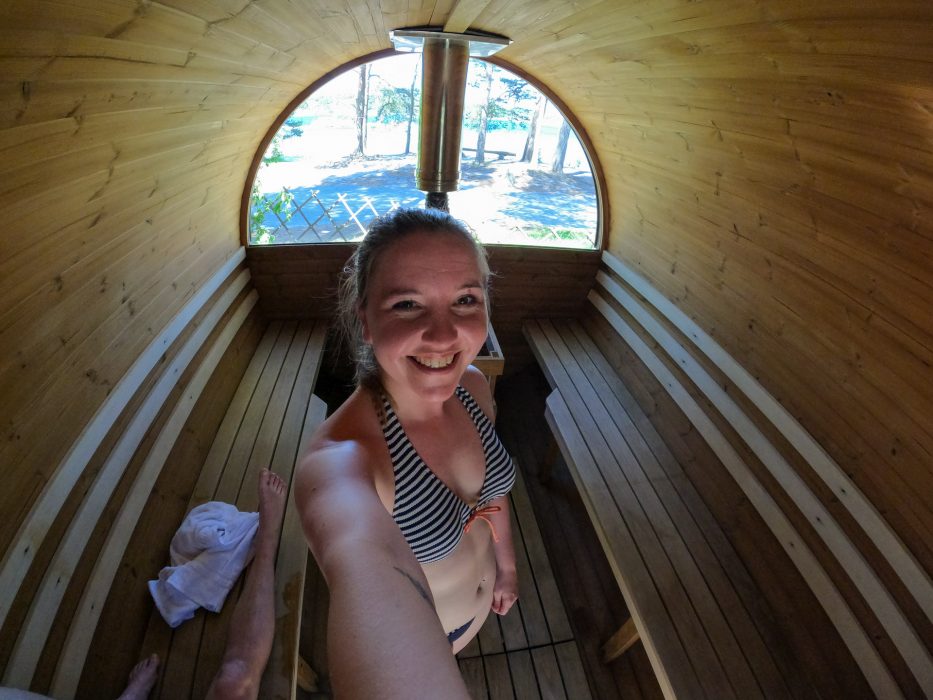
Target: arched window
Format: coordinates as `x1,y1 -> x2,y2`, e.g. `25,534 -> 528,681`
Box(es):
245,53 -> 602,249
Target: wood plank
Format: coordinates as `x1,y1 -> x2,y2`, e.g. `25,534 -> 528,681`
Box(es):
507,503 -> 548,649
585,295 -> 902,699
567,320 -> 795,697
142,313 -> 272,698
444,0 -> 494,33
459,656 -> 488,699
497,369 -> 656,699
483,653 -> 515,700
261,340 -> 328,699
459,634 -> 481,660
147,321 -> 327,699
80,306 -> 265,699
507,649 -> 541,700
584,309 -> 864,700
0,252 -> 245,629
602,619 -> 639,663
601,252 -> 933,625
554,641 -> 593,700
535,319 -> 741,700
550,319 -> 778,697
604,239 -> 933,556
593,275 -> 933,695
530,646 -> 566,700
509,464 -> 573,642
49,291 -> 260,698
540,390 -> 688,700
0,196 -> 244,449
477,606 -> 505,656
187,323 -> 303,698
3,276 -> 252,690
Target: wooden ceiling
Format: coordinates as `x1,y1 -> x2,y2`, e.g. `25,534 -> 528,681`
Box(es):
0,1 -> 931,693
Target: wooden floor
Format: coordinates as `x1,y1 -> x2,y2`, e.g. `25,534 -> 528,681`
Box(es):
300,367 -> 663,699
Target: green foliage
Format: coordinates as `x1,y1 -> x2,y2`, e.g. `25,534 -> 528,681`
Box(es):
249,181 -> 295,244
263,134 -> 286,163
526,224 -> 591,244
372,86 -> 418,123
282,115 -> 304,139
463,61 -> 536,130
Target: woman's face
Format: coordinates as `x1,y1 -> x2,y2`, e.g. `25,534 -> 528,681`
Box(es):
361,230 -> 488,403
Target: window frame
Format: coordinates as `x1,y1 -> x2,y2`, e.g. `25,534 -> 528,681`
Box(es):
240,49 -> 608,251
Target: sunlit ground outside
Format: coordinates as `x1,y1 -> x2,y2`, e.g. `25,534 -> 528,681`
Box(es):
249,56 -> 599,248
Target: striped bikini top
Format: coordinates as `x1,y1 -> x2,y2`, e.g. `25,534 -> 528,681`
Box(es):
381,386 -> 516,564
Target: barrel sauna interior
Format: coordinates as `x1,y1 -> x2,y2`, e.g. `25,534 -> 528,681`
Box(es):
1,2 -> 931,698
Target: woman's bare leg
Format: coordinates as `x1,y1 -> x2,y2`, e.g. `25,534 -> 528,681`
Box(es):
205,469 -> 286,700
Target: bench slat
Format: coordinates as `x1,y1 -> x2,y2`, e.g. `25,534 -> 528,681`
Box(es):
509,462 -> 574,643
190,319 -> 281,507
195,321 -> 324,698
0,250 -> 245,639
140,319 -> 326,699
594,270 -> 933,695
600,251 -> 933,628
554,639 -> 594,700
261,393 -> 327,699
543,388 -> 698,700
49,288 -> 259,699
569,318 -> 802,698
532,318 -> 736,697
583,292 -> 902,699
149,316 -> 282,699
184,321 -> 305,698
548,319 -> 773,698
5,274 -> 252,693
260,321 -> 327,699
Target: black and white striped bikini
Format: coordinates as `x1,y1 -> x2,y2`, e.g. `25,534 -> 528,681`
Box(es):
381,386 -> 516,564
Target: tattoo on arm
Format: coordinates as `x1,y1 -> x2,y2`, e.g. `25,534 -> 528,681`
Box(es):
394,566 -> 432,607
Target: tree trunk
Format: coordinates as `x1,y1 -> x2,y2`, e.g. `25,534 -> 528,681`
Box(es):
475,65 -> 494,164
405,62 -> 419,155
551,118 -> 571,173
521,95 -> 545,163
354,65 -> 369,156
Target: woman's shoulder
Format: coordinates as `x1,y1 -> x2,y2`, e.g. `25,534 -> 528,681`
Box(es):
300,388 -> 385,481
460,366 -> 495,419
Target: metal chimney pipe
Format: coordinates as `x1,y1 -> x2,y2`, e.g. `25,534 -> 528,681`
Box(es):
416,37 -> 469,199
390,28 -> 511,210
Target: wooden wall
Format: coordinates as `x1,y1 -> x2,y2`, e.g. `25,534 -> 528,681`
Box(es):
247,243 -> 601,373
2,0 -> 931,694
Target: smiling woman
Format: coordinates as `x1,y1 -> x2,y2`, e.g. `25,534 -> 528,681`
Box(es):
294,208 -> 518,697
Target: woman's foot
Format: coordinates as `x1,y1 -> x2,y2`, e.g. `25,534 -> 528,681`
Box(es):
257,469 -> 287,551
117,653 -> 159,700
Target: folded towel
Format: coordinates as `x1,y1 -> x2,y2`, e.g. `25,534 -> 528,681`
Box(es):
148,501 -> 259,628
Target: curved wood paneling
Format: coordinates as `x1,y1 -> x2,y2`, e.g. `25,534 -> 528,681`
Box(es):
1,0 -> 931,695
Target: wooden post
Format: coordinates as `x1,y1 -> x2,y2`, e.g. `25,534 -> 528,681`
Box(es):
601,618 -> 640,664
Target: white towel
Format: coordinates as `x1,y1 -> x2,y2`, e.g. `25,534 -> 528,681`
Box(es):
148,501 -> 259,628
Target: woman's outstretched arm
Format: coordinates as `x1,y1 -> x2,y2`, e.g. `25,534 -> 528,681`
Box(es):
486,496 -> 518,615
295,440 -> 470,700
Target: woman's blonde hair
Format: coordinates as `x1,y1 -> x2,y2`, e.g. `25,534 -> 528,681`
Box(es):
337,208 -> 491,390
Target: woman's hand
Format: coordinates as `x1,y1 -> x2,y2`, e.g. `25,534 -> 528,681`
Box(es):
491,565 -> 518,615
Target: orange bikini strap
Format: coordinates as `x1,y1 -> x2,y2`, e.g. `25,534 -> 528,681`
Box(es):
464,505 -> 502,543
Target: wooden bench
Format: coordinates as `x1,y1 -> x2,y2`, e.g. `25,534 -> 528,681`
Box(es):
0,252 -> 329,700
524,251 -> 933,699
526,317 -> 800,699
461,147 -> 515,161
141,319 -> 327,699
